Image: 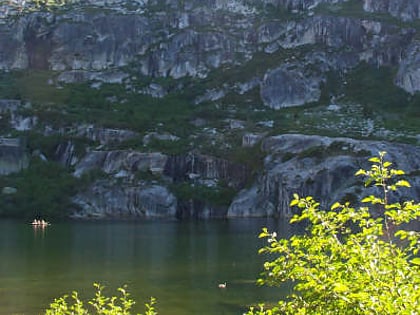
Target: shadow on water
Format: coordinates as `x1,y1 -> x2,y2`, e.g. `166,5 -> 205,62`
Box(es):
0,218 -> 293,315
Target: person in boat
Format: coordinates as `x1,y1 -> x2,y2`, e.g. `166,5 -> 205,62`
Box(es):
32,219 -> 49,226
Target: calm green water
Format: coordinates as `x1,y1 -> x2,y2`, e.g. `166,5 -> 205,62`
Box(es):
0,219 -> 291,315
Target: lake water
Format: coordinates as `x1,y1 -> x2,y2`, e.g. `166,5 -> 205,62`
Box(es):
0,218 -> 292,315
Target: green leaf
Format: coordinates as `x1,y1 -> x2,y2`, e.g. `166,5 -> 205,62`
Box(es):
368,157 -> 380,163
355,169 -> 366,176
331,202 -> 341,210
395,180 -> 411,188
383,161 -> 392,168
391,169 -> 405,175
290,199 -> 299,206
333,283 -> 349,293
361,196 -> 373,203
411,258 -> 420,266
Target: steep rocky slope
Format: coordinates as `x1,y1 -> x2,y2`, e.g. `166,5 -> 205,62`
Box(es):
229,134 -> 420,217
0,0 -> 419,219
1,0 -> 419,96
65,134 -> 420,219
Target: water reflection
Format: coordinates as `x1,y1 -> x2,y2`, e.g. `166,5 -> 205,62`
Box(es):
0,219 -> 291,315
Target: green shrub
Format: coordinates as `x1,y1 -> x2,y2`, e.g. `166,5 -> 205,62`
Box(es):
0,158 -> 79,219
247,152 -> 420,314
44,283 -> 157,315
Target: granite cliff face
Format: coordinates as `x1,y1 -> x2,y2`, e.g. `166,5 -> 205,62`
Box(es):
0,0 -> 419,219
0,0 -> 419,99
63,134 -> 420,219
69,150 -> 251,219
228,134 -> 420,217
395,40 -> 420,94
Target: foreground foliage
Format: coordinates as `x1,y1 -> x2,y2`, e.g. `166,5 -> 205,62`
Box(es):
44,283 -> 157,315
247,152 -> 420,315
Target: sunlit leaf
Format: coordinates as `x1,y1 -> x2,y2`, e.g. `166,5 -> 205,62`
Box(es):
411,258 -> 420,266
355,169 -> 366,176
395,180 -> 411,188
368,157 -> 380,163
290,199 -> 299,206
331,202 -> 340,210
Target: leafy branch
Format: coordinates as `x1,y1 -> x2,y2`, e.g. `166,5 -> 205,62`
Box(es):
247,152 -> 420,315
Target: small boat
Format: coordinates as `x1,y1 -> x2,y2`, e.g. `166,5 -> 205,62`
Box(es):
31,219 -> 50,227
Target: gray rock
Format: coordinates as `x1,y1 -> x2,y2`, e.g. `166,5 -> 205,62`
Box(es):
54,141 -> 80,167
76,125 -> 139,145
395,41 -> 420,94
234,77 -> 261,95
49,13 -> 153,71
56,70 -> 128,84
194,89 -> 226,104
71,181 -> 177,219
143,132 -> 180,145
242,133 -> 265,147
260,65 -> 323,108
164,153 -> 250,189
0,137 -> 29,175
228,134 -> 420,217
140,83 -> 167,98
74,150 -> 168,177
0,99 -> 37,131
363,0 -> 419,22
0,1 -> 416,98
139,185 -> 177,217
0,99 -> 21,113
11,115 -> 37,131
227,186 -> 275,217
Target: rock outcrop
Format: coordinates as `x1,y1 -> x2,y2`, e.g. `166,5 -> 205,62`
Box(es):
260,64 -> 322,108
70,150 -> 251,218
68,134 -> 420,219
0,0 -> 418,99
395,41 -> 420,94
71,181 -> 177,219
228,134 -> 420,217
75,125 -> 139,145
0,137 -> 29,175
363,0 -> 419,22
0,99 -> 37,131
164,153 -> 250,189
73,150 -> 168,178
